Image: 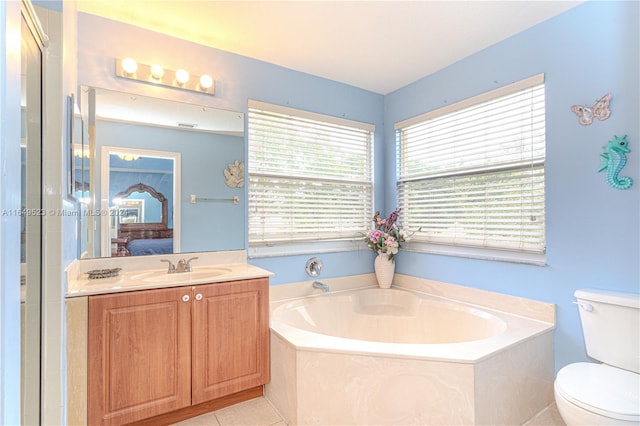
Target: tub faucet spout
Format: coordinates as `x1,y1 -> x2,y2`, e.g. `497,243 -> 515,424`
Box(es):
313,281 -> 329,292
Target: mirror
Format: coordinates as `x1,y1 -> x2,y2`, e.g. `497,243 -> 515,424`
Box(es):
79,86 -> 246,259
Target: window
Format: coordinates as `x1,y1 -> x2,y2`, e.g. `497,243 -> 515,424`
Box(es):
395,74 -> 546,263
248,100 -> 374,257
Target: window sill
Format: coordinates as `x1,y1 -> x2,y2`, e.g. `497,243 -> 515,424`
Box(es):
248,239 -> 361,258
402,241 -> 546,266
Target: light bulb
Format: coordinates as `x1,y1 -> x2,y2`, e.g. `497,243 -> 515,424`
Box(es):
199,74 -> 213,89
175,69 -> 190,85
121,58 -> 138,75
150,64 -> 165,80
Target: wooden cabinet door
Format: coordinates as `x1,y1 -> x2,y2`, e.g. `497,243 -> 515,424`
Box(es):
88,287 -> 192,425
191,278 -> 270,404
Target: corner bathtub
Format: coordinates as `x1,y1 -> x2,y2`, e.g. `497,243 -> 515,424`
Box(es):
267,286 -> 555,425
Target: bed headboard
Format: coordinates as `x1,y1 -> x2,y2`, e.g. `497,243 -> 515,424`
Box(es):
115,183 -> 173,241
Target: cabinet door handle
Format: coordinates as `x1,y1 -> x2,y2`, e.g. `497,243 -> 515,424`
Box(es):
182,294 -> 190,302
195,293 -> 203,301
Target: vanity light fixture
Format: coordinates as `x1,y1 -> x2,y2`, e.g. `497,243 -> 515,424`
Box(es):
199,74 -> 214,90
74,145 -> 90,158
149,64 -> 165,80
117,153 -> 140,161
115,58 -> 215,95
175,69 -> 190,85
121,57 -> 138,75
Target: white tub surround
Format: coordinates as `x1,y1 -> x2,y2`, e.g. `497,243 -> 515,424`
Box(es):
267,274 -> 555,425
66,250 -> 273,296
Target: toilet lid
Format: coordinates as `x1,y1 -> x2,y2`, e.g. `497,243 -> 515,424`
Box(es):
556,362 -> 640,422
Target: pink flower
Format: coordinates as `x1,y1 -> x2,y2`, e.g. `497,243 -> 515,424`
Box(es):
368,229 -> 384,243
364,208 -> 413,261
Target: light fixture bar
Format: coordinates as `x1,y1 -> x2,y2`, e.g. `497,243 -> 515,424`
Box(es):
115,58 -> 215,96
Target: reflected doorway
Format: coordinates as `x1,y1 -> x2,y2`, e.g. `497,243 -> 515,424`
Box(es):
100,147 -> 181,257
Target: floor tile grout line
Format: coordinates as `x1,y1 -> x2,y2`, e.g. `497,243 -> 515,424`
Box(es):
262,396 -> 287,425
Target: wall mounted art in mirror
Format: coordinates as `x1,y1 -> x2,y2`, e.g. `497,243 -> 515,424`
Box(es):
79,85 -> 246,259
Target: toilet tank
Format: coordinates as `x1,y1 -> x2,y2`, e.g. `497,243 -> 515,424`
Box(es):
575,288 -> 640,373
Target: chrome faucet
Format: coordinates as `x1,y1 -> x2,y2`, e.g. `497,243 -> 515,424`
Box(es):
176,257 -> 199,273
312,281 -> 329,293
161,257 -> 198,273
160,259 -> 176,273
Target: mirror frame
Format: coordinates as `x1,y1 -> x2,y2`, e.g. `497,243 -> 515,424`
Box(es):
66,94 -> 77,199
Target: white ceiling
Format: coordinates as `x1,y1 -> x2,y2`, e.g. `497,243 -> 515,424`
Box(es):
76,1 -> 583,95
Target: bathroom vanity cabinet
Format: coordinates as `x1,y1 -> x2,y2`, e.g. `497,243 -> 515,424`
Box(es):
87,277 -> 269,426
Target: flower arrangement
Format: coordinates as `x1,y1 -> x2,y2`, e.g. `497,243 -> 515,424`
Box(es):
363,208 -> 409,261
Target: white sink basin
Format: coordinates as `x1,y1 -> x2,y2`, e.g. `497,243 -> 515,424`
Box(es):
130,268 -> 232,284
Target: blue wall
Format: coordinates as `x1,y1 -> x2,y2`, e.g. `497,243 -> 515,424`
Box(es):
385,1 -> 639,371
77,1 -> 639,372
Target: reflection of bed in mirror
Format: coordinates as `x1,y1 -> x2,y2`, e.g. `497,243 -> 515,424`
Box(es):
112,183 -> 173,256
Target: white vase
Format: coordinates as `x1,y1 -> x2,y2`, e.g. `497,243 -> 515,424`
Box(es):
374,253 -> 395,289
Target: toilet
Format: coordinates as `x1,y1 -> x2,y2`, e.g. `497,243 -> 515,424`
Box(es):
554,289 -> 640,425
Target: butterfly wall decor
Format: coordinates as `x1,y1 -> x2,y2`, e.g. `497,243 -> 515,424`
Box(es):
571,93 -> 612,126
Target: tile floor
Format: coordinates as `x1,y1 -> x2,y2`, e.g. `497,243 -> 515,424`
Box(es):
173,397 -> 566,426
525,403 -> 567,426
172,397 -> 286,426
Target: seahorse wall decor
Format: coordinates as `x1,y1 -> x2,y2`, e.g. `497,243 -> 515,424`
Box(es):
598,135 -> 633,190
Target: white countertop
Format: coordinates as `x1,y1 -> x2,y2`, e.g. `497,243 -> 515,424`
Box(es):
67,262 -> 273,297
66,250 -> 273,297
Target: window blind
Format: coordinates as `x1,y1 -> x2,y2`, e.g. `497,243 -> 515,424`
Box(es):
396,75 -> 546,253
248,100 -> 374,246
